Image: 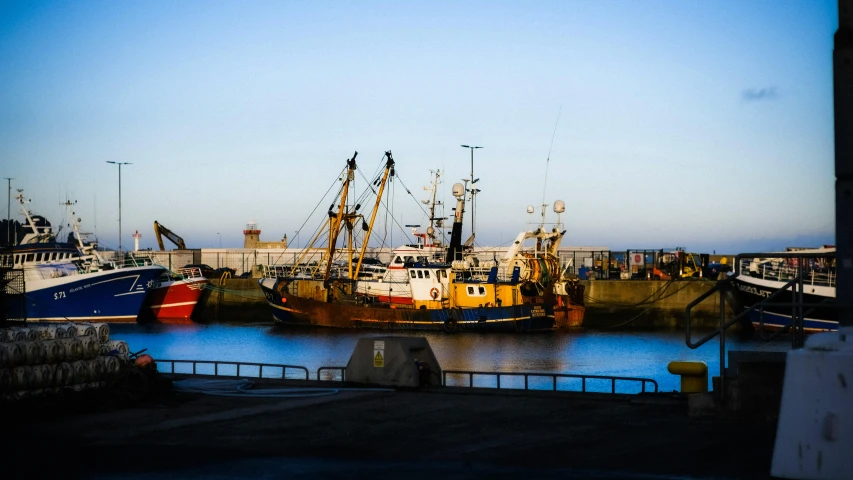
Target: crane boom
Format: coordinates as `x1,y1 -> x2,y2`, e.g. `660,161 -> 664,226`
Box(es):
153,221 -> 186,250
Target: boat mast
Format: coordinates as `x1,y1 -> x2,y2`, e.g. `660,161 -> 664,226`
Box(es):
16,190 -> 52,244
424,169 -> 442,246
445,182 -> 466,263
353,151 -> 395,279
324,152 -> 358,283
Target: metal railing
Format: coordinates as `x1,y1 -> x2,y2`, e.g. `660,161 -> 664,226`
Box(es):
158,359 -> 309,380
685,251 -> 836,401
317,366 -> 347,381
441,370 -> 658,394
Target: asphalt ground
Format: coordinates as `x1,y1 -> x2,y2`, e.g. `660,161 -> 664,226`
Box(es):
6,377 -> 778,480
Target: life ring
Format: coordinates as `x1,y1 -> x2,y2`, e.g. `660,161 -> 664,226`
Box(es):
430,287 -> 439,300
442,319 -> 458,333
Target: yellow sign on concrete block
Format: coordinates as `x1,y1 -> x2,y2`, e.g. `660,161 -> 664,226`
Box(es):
374,350 -> 384,367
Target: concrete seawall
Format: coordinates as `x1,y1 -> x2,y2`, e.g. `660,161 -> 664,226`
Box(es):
581,279 -> 731,328
196,278 -> 271,323
198,278 -> 731,328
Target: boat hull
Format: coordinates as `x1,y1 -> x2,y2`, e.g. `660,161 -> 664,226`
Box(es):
23,265 -> 167,323
731,275 -> 836,332
139,277 -> 210,323
259,279 -> 554,332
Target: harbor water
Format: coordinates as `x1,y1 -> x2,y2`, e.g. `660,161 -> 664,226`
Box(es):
110,319 -> 792,393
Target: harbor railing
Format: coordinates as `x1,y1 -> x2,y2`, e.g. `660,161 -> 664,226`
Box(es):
441,370 -> 659,394
684,250 -> 836,401
158,359 -> 309,380
156,360 -> 659,395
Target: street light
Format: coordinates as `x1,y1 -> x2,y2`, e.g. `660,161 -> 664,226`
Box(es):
5,177 -> 12,246
106,161 -> 132,254
460,145 -> 482,238
217,232 -> 221,248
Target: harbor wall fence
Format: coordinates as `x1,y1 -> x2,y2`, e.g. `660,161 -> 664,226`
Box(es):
130,248 -> 736,281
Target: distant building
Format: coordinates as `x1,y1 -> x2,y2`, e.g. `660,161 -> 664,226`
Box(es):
243,221 -> 288,249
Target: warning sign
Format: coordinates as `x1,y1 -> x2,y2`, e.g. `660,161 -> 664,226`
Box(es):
373,340 -> 385,367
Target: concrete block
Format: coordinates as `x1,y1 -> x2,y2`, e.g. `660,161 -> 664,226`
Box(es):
346,336 -> 441,388
688,393 -> 716,417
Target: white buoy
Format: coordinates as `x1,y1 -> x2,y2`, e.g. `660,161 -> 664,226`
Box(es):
771,327 -> 853,479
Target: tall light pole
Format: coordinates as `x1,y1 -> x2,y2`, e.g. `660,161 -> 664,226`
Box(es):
5,177 -> 12,246
217,232 -> 221,248
460,145 -> 482,239
106,161 -> 132,253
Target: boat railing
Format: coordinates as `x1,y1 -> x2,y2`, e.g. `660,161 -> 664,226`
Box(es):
261,263 -> 364,280
158,359 -> 310,380
442,370 -> 658,394
176,266 -> 205,279
740,258 -> 835,288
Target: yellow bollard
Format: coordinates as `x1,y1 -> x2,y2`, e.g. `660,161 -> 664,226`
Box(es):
667,361 -> 708,393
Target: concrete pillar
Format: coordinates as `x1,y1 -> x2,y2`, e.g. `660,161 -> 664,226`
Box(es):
771,3 -> 853,478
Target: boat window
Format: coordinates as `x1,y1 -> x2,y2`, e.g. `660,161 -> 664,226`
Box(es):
36,253 -> 42,262
410,271 -> 415,278
417,271 -> 423,278
15,255 -> 20,264
424,270 -> 430,279
405,256 -> 414,263
26,254 -> 34,262
50,253 -> 56,260
467,286 -> 474,295
478,286 -> 486,295
394,256 -> 403,264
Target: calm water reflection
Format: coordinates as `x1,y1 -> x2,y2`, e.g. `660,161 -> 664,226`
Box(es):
110,323 -> 792,393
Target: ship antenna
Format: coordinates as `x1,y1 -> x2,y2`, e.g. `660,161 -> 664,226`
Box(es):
541,105 -> 561,227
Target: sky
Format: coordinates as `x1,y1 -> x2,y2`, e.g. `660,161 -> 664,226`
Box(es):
0,0 -> 838,254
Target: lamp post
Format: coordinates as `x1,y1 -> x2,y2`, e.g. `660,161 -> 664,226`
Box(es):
5,177 -> 12,246
217,232 -> 221,248
106,161 -> 132,253
460,145 -> 482,238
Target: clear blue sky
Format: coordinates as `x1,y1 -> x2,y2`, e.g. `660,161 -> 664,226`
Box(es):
0,1 -> 838,253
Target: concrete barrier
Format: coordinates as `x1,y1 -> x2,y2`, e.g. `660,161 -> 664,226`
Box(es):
195,278 -> 271,323
580,279 -> 733,328
346,337 -> 441,387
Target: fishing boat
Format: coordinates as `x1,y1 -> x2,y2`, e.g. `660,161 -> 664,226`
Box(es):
138,266 -> 210,323
258,151 -> 569,332
1,191 -> 167,323
731,247 -> 836,332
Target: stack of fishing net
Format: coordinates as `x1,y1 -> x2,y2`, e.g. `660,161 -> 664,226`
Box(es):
0,323 -> 131,403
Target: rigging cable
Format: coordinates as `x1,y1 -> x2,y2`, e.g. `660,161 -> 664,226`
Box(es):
541,105 -> 562,217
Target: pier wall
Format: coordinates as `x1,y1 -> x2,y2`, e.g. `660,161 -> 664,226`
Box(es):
198,278 -> 730,329
196,278 -> 270,323
580,279 -> 730,328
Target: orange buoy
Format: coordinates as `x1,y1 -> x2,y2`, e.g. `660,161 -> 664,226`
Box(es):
135,354 -> 156,369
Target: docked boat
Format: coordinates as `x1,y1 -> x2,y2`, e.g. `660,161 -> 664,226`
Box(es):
138,266 -> 210,323
258,151 -> 569,332
1,192 -> 167,323
731,247 -> 836,332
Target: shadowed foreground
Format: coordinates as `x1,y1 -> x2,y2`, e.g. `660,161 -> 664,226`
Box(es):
9,379 -> 777,479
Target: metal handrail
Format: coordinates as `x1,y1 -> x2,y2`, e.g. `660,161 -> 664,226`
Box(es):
684,250 -> 836,404
441,370 -> 658,394
158,359 -> 309,380
317,366 -> 347,381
